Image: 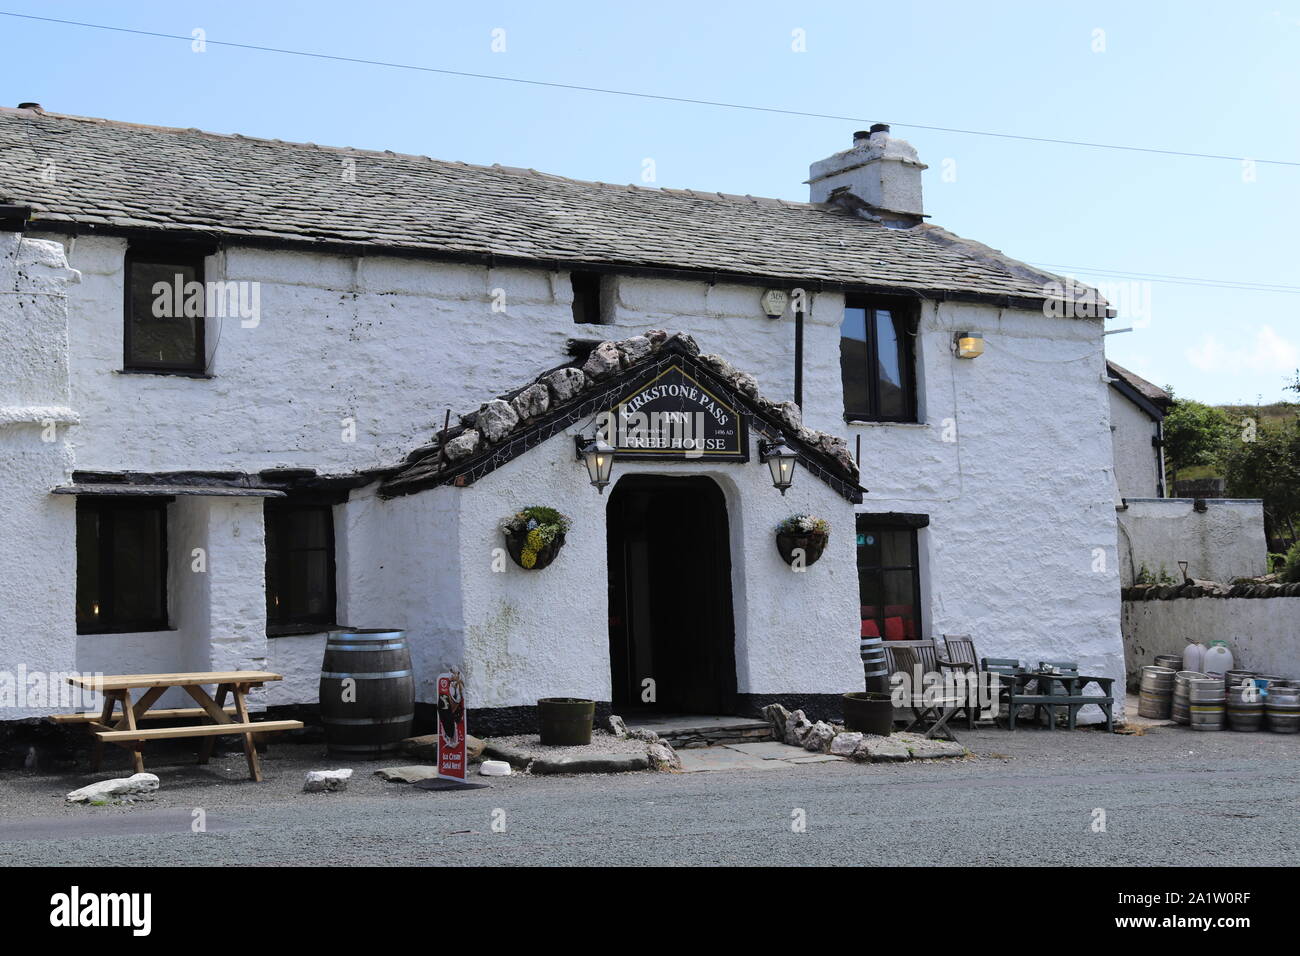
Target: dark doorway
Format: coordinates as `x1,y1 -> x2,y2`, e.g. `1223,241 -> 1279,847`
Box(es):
607,475 -> 737,715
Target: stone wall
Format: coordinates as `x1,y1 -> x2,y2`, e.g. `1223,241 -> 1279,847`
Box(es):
1122,590 -> 1300,688
1117,497 -> 1267,586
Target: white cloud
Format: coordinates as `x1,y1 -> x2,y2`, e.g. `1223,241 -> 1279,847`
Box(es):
1185,324 -> 1299,374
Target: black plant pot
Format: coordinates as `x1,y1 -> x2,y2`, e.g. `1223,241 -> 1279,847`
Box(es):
842,692 -> 894,736
537,698 -> 594,745
775,530 -> 828,567
504,529 -> 566,570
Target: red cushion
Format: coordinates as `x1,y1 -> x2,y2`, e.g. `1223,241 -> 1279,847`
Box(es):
884,617 -> 905,641
860,619 -> 880,638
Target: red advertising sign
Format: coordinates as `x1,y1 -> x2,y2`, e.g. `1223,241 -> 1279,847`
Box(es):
436,672 -> 466,780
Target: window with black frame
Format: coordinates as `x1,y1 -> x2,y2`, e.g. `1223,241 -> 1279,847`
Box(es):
840,298 -> 916,422
76,497 -> 169,634
264,498 -> 337,634
856,517 -> 922,642
123,245 -> 207,373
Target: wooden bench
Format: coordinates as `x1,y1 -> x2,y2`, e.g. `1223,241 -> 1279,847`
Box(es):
62,671 -> 303,781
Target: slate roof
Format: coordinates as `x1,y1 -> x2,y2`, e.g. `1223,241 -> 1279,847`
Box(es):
1107,360 -> 1173,411
0,106 -> 1098,309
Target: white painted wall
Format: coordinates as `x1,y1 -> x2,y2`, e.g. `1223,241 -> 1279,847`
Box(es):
3,233 -> 1123,719
1117,498 -> 1267,585
0,235 -> 82,718
827,298 -> 1122,696
1109,388 -> 1161,499
1123,597 -> 1300,685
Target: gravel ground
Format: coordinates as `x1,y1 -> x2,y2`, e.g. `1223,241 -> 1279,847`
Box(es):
485,730 -> 651,761
2,724 -> 1297,866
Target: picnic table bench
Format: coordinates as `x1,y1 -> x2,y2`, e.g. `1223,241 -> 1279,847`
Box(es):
55,671 -> 303,781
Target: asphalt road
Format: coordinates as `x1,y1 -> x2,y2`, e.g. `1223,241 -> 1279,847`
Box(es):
2,725 -> 1297,866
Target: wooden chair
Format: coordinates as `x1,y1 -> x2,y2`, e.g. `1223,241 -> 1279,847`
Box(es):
888,642 -> 964,741
940,635 -> 985,729
981,656 -> 1028,729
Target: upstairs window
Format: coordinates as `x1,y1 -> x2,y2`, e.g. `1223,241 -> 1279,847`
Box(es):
840,298 -> 916,422
265,498 -> 337,634
571,271 -> 605,324
124,246 -> 207,373
76,497 -> 169,634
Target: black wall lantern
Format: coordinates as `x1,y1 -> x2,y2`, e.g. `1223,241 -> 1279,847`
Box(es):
575,435 -> 616,493
759,439 -> 798,494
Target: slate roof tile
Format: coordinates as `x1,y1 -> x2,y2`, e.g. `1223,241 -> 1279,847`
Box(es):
0,107 -> 1094,307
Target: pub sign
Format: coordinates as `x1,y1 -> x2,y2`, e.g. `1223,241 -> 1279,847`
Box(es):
598,364 -> 748,462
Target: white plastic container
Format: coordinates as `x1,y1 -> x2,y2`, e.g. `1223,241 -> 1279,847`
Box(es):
1182,641 -> 1206,673
479,759 -> 511,776
1202,640 -> 1233,677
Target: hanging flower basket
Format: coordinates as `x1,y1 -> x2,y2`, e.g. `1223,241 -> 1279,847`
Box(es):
501,506 -> 571,570
775,514 -> 830,567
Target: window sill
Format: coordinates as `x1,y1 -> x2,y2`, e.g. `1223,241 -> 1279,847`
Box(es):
77,626 -> 177,636
844,418 -> 926,428
116,368 -> 213,379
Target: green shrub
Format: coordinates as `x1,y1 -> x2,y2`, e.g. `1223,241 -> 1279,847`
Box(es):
1282,542 -> 1300,583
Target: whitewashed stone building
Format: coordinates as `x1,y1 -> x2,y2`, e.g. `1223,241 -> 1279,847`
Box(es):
0,107 -> 1126,737
1107,363 -> 1267,585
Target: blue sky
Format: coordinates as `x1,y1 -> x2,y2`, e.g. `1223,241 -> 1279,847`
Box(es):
3,0 -> 1297,404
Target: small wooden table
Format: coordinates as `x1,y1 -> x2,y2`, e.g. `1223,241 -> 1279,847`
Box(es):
56,672 -> 303,782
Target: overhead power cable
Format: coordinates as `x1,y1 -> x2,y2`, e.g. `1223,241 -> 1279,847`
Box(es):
2,10 -> 1298,168
1033,262 -> 1300,295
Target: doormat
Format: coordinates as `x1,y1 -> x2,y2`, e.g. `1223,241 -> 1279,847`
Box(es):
413,777 -> 489,792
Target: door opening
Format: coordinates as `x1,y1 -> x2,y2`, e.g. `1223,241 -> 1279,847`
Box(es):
606,475 -> 737,715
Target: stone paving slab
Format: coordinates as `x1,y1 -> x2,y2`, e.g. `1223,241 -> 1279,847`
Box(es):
725,740 -> 812,759
676,748 -> 799,773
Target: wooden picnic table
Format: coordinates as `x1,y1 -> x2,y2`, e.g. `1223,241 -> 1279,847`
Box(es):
56,671 -> 303,781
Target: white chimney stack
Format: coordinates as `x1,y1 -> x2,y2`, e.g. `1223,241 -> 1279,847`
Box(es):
807,124 -> 927,219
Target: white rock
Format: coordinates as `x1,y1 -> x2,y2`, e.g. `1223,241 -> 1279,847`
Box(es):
783,709 -> 812,746
510,383 -> 550,422
479,760 -> 512,776
476,399 -> 519,443
829,731 -> 864,756
303,768 -> 353,792
607,714 -> 629,738
647,742 -> 682,772
803,720 -> 836,753
443,429 -> 480,460
66,773 -> 160,803
542,367 -> 586,403
582,341 -> 621,380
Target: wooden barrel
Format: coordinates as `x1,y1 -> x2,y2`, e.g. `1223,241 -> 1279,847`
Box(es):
1138,666 -> 1175,719
1226,683 -> 1263,732
1154,655 -> 1183,671
859,636 -> 889,694
1172,671 -> 1205,725
1265,684 -> 1300,734
319,628 -> 414,757
1188,678 -> 1225,731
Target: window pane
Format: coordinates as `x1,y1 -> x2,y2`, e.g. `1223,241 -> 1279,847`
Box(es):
76,506 -> 101,629
875,309 -> 908,419
288,508 -> 329,549
128,260 -> 201,367
285,551 -> 331,618
840,306 -> 871,417
266,502 -> 335,626
880,529 -> 913,568
881,570 -> 919,640
110,507 -> 164,625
